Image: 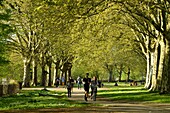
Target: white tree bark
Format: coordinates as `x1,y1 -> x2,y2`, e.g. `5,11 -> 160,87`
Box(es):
157,38 -> 166,90
144,52 -> 151,88
22,57 -> 31,86
149,41 -> 159,91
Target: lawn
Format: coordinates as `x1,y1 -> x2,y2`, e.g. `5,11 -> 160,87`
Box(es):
0,89 -> 89,110
1,82 -> 170,111
98,82 -> 170,103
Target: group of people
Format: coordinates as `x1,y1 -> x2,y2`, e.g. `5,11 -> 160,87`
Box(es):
55,73 -> 99,101
83,73 -> 98,101
67,73 -> 98,101
55,75 -> 66,88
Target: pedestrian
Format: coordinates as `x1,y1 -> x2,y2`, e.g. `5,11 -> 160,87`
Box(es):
66,80 -> 72,97
83,73 -> 91,101
91,76 -> 98,101
55,77 -> 60,87
61,75 -> 65,88
69,76 -> 74,92
77,76 -> 82,89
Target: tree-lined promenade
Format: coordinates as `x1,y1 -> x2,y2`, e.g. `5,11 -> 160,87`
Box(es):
1,0 -> 170,98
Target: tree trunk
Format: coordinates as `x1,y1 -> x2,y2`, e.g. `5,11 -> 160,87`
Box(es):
41,65 -> 47,87
118,64 -> 123,82
52,60 -> 60,85
48,63 -> 52,86
126,68 -> 130,82
60,64 -> 67,85
22,58 -> 31,87
118,70 -> 122,82
30,58 -> 38,86
160,39 -> 170,93
68,67 -> 72,78
64,70 -> 67,85
144,52 -> 152,89
104,63 -> 113,82
149,42 -> 159,91
156,39 -> 165,91
108,70 -> 113,82
33,65 -> 38,86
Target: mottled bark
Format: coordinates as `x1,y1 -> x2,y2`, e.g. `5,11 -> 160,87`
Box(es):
144,52 -> 151,89
22,58 -> 31,87
30,58 -> 38,86
160,40 -> 170,93
47,63 -> 52,86
156,39 -> 165,91
52,60 -> 60,85
149,42 -> 159,91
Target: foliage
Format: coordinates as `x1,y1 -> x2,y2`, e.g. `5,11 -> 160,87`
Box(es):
0,0 -> 147,84
71,6 -> 146,80
0,53 -> 23,79
0,0 -> 12,65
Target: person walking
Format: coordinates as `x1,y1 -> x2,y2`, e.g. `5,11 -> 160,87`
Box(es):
61,75 -> 65,88
69,76 -> 74,92
66,80 -> 72,97
55,77 -> 60,88
91,76 -> 98,101
77,76 -> 82,89
83,73 -> 91,101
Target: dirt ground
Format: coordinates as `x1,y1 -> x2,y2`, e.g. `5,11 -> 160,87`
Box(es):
1,87 -> 170,113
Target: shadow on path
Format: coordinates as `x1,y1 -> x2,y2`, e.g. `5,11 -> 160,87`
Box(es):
67,88 -> 170,113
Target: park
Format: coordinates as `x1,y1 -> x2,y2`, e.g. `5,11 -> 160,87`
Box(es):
1,0 -> 170,112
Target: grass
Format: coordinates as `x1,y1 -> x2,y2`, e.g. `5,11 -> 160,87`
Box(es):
98,82 -> 170,103
1,82 -> 170,111
0,89 -> 89,111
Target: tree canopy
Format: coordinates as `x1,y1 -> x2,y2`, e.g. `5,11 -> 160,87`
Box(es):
3,0 -> 170,94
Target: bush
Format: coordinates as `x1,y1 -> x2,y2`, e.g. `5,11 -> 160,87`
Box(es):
0,84 -> 19,97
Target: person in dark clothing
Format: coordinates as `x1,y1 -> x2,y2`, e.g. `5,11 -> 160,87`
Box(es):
69,76 -> 74,92
83,73 -> 91,101
55,77 -> 60,87
66,80 -> 72,97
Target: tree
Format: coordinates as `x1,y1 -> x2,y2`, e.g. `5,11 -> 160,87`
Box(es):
0,0 -> 12,66
70,5 -> 145,82
112,0 -> 170,93
5,0 -> 48,86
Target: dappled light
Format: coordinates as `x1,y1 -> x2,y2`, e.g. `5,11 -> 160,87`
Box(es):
1,0 -> 170,112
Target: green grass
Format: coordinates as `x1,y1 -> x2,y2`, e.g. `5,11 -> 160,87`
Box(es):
0,89 -> 89,110
1,82 -> 170,111
98,82 -> 170,103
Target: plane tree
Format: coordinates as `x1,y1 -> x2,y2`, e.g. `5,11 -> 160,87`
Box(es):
70,5 -> 145,82
3,0 -> 51,86
112,0 -> 170,93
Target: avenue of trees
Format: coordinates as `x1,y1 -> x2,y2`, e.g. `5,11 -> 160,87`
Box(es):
0,0 -> 170,94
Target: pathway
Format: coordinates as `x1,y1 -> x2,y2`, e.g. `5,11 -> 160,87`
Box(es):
2,87 -> 170,113
67,87 -> 170,113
